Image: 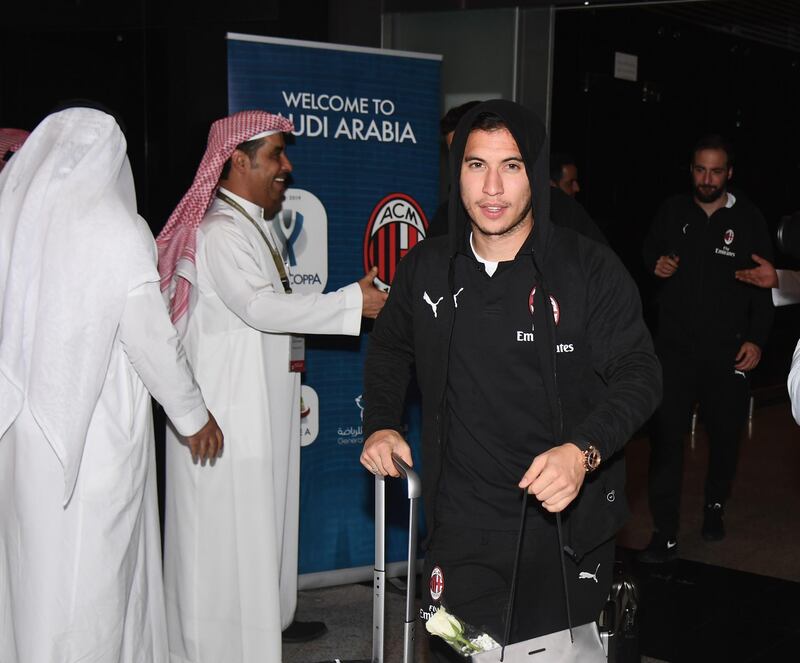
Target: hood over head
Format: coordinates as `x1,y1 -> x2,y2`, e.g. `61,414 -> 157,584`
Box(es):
446,99 -> 551,258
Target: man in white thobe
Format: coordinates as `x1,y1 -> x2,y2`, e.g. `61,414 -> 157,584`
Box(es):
735,253 -> 800,423
156,110 -> 387,662
0,108 -> 224,663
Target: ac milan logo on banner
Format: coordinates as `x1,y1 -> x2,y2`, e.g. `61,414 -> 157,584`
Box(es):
363,193 -> 428,290
430,566 -> 444,601
528,287 -> 561,325
724,229 -> 735,245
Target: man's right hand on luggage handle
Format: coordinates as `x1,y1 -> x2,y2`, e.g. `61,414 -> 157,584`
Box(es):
361,429 -> 412,478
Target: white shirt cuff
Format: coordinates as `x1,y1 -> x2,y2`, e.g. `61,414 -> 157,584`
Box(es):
773,270 -> 800,306
339,282 -> 363,335
170,403 -> 209,437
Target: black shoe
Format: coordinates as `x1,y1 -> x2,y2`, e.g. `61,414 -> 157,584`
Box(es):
281,619 -> 327,643
636,532 -> 678,564
702,502 -> 725,541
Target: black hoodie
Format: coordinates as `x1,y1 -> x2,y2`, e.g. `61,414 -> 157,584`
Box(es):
363,100 -> 661,558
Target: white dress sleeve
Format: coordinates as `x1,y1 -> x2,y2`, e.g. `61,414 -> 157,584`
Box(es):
120,281 -> 208,436
773,269 -> 800,306
202,220 -> 363,336
788,339 -> 800,426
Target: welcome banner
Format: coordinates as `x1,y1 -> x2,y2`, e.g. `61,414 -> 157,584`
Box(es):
227,33 -> 441,582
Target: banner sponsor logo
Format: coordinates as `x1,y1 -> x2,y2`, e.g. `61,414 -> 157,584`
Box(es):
336,394 -> 366,446
363,193 -> 428,290
268,188 -> 327,293
300,385 -> 319,447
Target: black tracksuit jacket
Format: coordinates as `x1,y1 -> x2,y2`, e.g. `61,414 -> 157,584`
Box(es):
642,192 -> 773,354
363,100 -> 662,560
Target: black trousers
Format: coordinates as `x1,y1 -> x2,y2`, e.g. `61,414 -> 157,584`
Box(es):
421,520 -> 615,661
648,345 -> 750,537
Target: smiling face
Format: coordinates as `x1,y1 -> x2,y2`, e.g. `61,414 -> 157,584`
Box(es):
459,127 -> 533,241
236,133 -> 293,217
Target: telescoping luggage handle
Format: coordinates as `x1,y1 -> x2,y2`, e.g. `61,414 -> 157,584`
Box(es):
373,453 -> 421,663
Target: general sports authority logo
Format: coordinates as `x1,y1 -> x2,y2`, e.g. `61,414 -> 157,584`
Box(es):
528,286 -> 561,325
363,193 -> 428,290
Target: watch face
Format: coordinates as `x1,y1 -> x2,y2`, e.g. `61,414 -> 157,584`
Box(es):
585,446 -> 601,471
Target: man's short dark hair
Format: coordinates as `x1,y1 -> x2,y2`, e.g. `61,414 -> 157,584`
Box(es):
440,101 -> 482,136
692,134 -> 734,168
469,111 -> 507,134
219,137 -> 265,180
550,152 -> 576,182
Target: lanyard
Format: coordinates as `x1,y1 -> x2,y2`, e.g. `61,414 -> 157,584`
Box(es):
216,190 -> 293,294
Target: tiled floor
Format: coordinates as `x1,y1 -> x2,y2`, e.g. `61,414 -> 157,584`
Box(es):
619,401 -> 800,582
284,401 -> 800,662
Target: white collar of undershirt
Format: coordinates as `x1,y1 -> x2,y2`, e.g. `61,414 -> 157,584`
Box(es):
725,192 -> 736,208
470,232 -> 499,276
218,186 -> 266,222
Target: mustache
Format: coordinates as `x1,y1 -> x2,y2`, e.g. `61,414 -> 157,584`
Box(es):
476,200 -> 511,207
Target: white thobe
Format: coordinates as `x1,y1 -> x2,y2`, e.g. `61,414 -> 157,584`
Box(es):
163,190 -> 362,663
0,277 -> 207,663
788,339 -> 800,425
773,270 -> 800,424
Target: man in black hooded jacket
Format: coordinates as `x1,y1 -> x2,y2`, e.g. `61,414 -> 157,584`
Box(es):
361,100 -> 661,656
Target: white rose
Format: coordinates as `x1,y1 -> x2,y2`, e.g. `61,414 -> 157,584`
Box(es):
425,606 -> 463,641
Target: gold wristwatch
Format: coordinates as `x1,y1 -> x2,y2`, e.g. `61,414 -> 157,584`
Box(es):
582,444 -> 601,473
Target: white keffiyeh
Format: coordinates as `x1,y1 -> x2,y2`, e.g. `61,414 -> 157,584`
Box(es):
0,107 -> 157,503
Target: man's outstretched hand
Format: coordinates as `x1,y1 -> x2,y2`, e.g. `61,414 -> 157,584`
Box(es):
735,254 -> 778,289
359,266 -> 389,319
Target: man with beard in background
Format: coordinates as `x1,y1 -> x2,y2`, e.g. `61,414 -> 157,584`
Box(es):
639,134 -> 773,562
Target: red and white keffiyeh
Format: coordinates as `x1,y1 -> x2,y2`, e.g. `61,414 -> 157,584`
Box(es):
156,110 -> 294,325
0,128 -> 30,172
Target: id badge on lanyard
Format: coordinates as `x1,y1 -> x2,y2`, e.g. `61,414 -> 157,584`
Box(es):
290,335 -> 305,373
